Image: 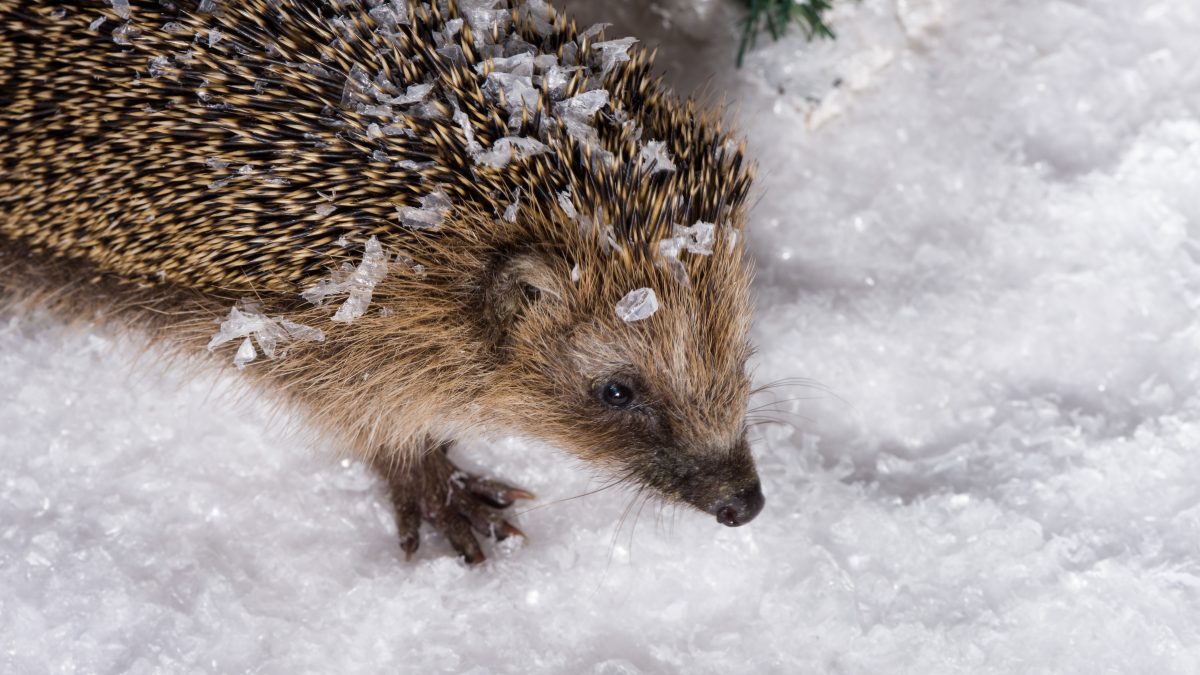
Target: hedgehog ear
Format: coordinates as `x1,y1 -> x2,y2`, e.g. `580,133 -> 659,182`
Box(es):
486,251 -> 564,337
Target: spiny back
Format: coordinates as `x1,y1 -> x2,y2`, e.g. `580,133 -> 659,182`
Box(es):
0,0 -> 752,292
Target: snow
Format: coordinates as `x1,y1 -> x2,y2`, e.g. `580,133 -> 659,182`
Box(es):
107,0 -> 131,21
233,337 -> 256,369
591,36 -> 639,73
503,188 -> 522,223
4,0 -> 1200,672
451,102 -> 483,156
554,90 -> 610,146
474,136 -> 550,168
663,221 -> 716,257
396,190 -> 453,230
207,301 -> 326,366
637,140 -> 676,174
614,287 -> 660,322
556,188 -> 579,221
384,83 -> 433,106
301,236 -> 391,323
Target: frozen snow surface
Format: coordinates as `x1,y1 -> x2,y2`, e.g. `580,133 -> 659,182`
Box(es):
4,0 -> 1200,672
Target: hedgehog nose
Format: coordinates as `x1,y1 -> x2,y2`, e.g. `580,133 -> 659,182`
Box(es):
714,483 -> 765,527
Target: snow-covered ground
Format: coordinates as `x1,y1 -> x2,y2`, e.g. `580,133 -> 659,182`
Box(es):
5,0 -> 1200,672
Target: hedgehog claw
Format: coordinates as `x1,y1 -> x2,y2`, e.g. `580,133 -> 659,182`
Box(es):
465,476 -> 536,508
399,534 -> 420,561
498,522 -> 526,541
376,444 -> 531,565
395,501 -> 422,561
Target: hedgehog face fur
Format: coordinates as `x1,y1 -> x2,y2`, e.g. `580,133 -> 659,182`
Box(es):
484,227 -> 762,525
0,0 -> 765,559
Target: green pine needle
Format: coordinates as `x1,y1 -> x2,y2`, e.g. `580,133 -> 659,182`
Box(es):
737,0 -> 837,67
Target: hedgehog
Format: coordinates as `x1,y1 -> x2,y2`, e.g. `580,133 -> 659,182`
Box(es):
0,0 -> 762,564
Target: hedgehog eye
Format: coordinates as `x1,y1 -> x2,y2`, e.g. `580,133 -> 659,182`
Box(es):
521,283 -> 541,302
599,381 -> 636,408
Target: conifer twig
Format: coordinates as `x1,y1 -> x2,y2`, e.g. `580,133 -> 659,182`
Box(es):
737,0 -> 837,67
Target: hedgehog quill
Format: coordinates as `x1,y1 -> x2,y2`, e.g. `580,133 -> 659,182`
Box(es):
0,0 -> 763,563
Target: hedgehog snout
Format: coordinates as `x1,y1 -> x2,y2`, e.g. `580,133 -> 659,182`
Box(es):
711,482 -> 766,527
656,440 -> 765,527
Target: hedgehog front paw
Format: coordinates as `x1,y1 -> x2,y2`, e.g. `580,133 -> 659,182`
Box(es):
381,446 -> 533,565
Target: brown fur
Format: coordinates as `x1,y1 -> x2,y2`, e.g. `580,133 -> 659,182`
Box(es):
0,0 -> 761,555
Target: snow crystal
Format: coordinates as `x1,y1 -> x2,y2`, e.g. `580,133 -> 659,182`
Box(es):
329,15 -> 355,41
591,37 -> 637,72
656,242 -> 689,288
355,102 -> 393,118
438,18 -> 463,44
656,221 -> 714,286
556,189 -> 578,221
473,136 -> 549,168
207,302 -> 325,368
436,45 -> 467,66
208,28 -> 223,46
147,56 -> 170,78
278,320 -> 324,343
394,159 -> 431,171
483,71 -> 540,123
340,65 -> 374,109
206,305 -> 261,351
107,0 -> 130,20
518,0 -> 557,37
460,0 -> 509,41
88,16 -> 104,32
451,103 -> 483,155
578,23 -> 611,42
614,287 -> 659,322
502,188 -> 522,223
638,140 -> 676,174
385,83 -> 433,106
570,264 -> 581,282
196,0 -> 217,13
301,236 -> 389,324
555,90 -> 609,119
233,338 -> 256,369
396,190 -> 452,230
293,61 -> 332,78
542,65 -> 577,97
475,52 -> 535,77
554,90 -> 609,145
672,221 -> 715,255
111,23 -> 139,45
330,246 -> 389,321
368,2 -> 409,29
314,203 -> 336,217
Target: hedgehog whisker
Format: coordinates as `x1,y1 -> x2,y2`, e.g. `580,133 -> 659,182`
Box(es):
511,475 -> 627,518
